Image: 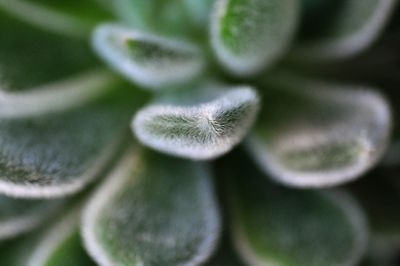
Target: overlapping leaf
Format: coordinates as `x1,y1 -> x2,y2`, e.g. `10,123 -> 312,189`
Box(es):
83,148 -> 220,266
0,84 -> 145,198
0,0 -> 112,37
211,0 -> 299,75
248,73 -> 391,187
225,153 -> 368,266
92,23 -> 205,89
293,0 -> 398,60
113,0 -> 213,37
133,84 -> 259,159
0,196 -> 63,240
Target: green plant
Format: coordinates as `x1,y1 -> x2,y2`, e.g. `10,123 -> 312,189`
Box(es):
0,0 -> 399,265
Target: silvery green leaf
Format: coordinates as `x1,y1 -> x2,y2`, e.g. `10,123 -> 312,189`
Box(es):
227,155 -> 368,266
82,148 -> 221,266
292,0 -> 398,60
0,86 -> 144,198
92,23 -> 205,89
211,0 -> 299,75
113,0 -> 212,37
26,206 -> 94,266
132,85 -> 259,159
248,73 -> 391,187
0,0 -> 112,37
0,196 -> 63,240
0,14 -> 96,92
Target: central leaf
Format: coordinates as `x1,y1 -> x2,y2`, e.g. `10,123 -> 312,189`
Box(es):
83,148 -> 221,266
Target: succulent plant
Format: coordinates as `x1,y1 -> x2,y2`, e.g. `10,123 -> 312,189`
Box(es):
0,0 -> 399,265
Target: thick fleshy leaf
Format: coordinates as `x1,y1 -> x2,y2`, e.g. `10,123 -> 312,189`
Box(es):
92,23 -> 205,89
133,85 -> 259,159
0,0 -> 112,37
27,207 -> 95,266
211,0 -> 299,75
350,174 -> 400,265
113,0 -> 213,37
226,153 -> 367,266
0,13 -> 97,92
248,73 -> 391,187
0,196 -> 63,240
82,148 -> 220,266
292,0 -> 398,60
0,86 -> 145,198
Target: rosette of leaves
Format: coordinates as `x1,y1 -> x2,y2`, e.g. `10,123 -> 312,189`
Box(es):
0,0 -> 399,265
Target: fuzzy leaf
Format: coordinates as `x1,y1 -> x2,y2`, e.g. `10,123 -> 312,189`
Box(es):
113,0 -> 213,37
292,0 -> 398,60
0,13 -> 96,92
211,0 -> 299,75
0,196 -> 63,240
226,154 -> 367,266
82,148 -> 221,266
248,73 -> 391,187
0,0 -> 112,37
133,85 -> 259,159
92,23 -> 205,89
0,86 -> 144,198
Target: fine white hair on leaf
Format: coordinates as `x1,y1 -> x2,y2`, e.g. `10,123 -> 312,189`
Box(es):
92,23 -> 205,89
0,196 -> 64,240
248,73 -> 392,188
211,0 -> 299,76
132,86 -> 260,160
0,70 -> 116,118
290,0 -> 397,61
82,147 -> 221,266
0,84 -> 138,198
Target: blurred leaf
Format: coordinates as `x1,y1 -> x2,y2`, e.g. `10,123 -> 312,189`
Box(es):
82,148 -> 221,266
133,84 -> 259,159
211,0 -> 299,75
0,195 -> 63,240
92,24 -> 205,89
248,72 -> 391,187
0,13 -> 96,92
0,86 -> 145,198
0,70 -> 117,118
0,0 -> 112,37
226,152 -> 368,266
113,0 -> 213,37
292,0 -> 398,60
